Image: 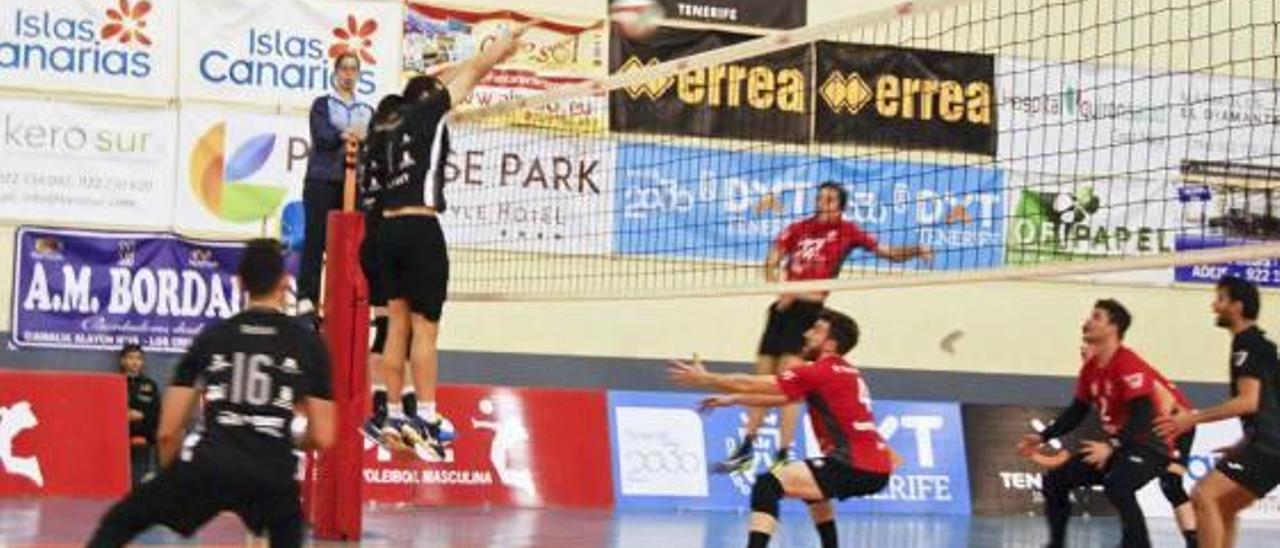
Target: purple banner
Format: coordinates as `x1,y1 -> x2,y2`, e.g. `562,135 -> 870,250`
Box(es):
11,227 -> 295,353
1174,235 -> 1280,288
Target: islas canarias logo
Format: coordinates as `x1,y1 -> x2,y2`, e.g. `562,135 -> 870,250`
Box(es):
1,0 -> 154,77
196,15 -> 378,93
189,123 -> 287,224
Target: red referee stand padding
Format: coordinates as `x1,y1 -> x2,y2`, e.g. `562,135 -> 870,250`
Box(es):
307,210 -> 369,541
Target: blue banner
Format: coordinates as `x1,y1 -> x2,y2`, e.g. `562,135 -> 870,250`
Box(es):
11,227 -> 297,353
613,143 -> 1005,270
1174,235 -> 1280,287
608,390 -> 970,515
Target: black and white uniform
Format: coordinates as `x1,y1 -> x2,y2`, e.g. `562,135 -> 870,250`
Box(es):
357,140 -> 387,307
366,89 -> 452,321
87,309 -> 332,548
1217,326 -> 1280,497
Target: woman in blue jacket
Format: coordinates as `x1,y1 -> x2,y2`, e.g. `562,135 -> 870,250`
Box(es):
298,52 -> 374,322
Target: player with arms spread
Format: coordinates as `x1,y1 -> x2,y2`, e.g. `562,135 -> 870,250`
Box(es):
87,239 -> 335,548
670,308 -> 897,548
717,182 -> 930,474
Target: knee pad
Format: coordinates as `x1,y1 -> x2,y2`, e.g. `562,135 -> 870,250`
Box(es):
371,316 -> 388,353
1160,474 -> 1190,507
750,473 -> 784,518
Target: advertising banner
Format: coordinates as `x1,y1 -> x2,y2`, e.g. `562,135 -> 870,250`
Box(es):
815,42 -> 996,155
178,0 -> 402,108
1004,172 -> 1182,264
1174,162 -> 1280,287
614,143 -> 1004,269
962,404 -> 1114,516
10,226 -> 298,352
0,370 -> 129,498
609,27 -> 811,143
0,0 -> 178,99
361,384 -> 614,509
173,106 -> 310,237
0,98 -> 176,228
609,390 -> 970,514
653,0 -> 805,29
404,4 -> 607,132
441,128 -> 614,255
998,57 -> 1280,176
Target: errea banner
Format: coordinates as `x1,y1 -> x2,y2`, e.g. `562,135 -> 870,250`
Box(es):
0,0 -> 177,99
178,0 -> 402,109
814,42 -> 996,155
609,26 -> 811,143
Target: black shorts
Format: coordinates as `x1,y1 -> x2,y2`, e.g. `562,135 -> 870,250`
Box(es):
1217,442 -> 1280,498
99,457 -> 301,538
803,456 -> 889,501
360,221 -> 385,307
757,299 -> 823,357
377,215 -> 449,321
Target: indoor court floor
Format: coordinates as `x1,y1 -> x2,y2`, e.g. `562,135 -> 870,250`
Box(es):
3,499 -> 1280,547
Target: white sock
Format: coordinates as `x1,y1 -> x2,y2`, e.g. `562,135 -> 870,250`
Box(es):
418,401 -> 438,422
387,403 -> 404,420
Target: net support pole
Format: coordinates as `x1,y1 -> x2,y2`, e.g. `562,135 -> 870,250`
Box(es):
310,139 -> 368,541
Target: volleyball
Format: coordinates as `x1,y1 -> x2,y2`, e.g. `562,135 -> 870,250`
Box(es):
610,0 -> 664,41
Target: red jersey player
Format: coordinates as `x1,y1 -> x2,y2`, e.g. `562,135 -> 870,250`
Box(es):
720,182 -> 930,475
669,308 -> 898,548
1026,342 -> 1200,548
1017,300 -> 1173,548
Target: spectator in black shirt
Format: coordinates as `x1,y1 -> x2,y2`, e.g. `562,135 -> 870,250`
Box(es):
120,343 -> 158,488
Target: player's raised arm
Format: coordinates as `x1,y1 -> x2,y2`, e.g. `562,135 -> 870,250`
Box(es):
444,21 -> 535,104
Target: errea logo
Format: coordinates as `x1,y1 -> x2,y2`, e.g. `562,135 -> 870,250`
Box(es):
820,71 -> 873,115
819,69 -> 991,125
618,57 -> 671,100
616,55 -> 806,113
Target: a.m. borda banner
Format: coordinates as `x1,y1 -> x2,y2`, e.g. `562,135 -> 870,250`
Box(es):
0,0 -> 178,99
178,0 -> 402,109
10,226 -> 284,352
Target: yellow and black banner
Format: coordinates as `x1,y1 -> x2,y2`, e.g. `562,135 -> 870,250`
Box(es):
815,42 -> 996,155
654,0 -> 806,30
609,27 -> 812,143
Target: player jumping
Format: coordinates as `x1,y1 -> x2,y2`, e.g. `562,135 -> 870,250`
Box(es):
718,182 -> 930,474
